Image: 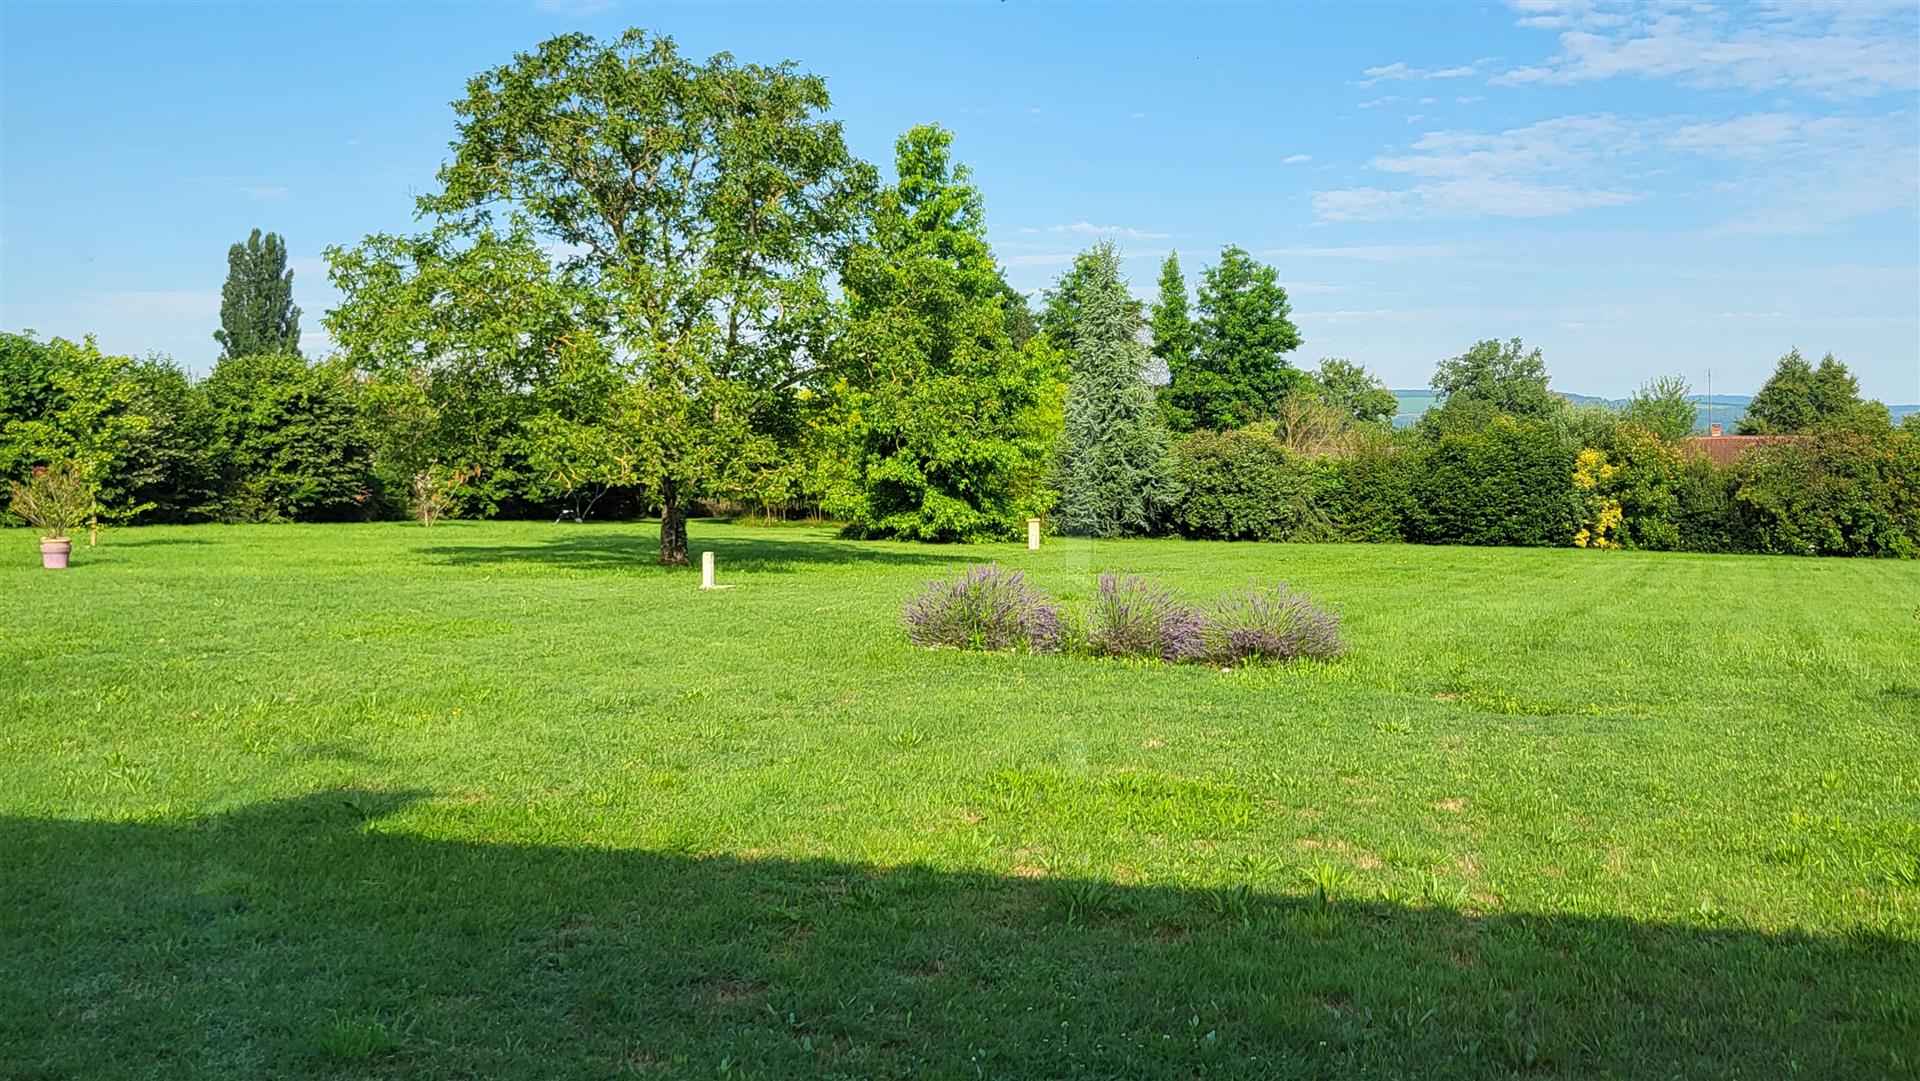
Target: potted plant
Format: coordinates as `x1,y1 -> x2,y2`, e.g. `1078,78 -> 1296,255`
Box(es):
8,462 -> 92,569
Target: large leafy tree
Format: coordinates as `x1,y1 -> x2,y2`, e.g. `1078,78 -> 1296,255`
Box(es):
1625,374 -> 1697,442
1148,251 -> 1195,383
1311,358 -> 1398,426
215,229 -> 302,360
330,30 -> 870,563
824,125 -> 1062,541
327,224 -> 594,518
1429,338 -> 1558,420
1164,246 -> 1301,431
1055,243 -> 1178,537
1740,349 -> 1884,434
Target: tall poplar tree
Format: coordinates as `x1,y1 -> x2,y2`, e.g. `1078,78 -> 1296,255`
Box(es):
1163,246 -> 1301,431
1055,243 -> 1177,537
825,125 -> 1062,541
214,229 -> 302,359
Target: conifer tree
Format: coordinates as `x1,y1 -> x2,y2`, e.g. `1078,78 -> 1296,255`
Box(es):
1163,246 -> 1301,431
1055,243 -> 1178,537
1149,251 -> 1194,380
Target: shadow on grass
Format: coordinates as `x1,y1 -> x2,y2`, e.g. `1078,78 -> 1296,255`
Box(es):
420,522 -> 987,575
2,791 -> 1911,1079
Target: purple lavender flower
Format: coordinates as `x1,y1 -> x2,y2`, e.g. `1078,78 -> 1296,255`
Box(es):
1199,581 -> 1344,664
903,565 -> 1060,653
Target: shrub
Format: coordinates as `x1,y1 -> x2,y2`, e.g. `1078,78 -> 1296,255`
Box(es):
1198,582 -> 1344,664
1324,432 -> 1411,543
1082,572 -> 1204,661
1172,427 -> 1335,542
1407,416 -> 1577,547
903,565 -> 1061,653
7,462 -> 91,539
902,567 -> 1347,666
1732,428 -> 1919,557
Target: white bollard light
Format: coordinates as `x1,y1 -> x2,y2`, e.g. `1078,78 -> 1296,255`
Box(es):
1027,517 -> 1041,550
701,550 -> 716,589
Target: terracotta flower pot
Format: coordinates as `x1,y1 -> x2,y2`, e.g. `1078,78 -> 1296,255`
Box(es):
40,538 -> 71,570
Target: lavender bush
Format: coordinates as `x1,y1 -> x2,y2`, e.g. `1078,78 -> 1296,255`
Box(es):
1197,581 -> 1345,664
903,569 -> 1346,667
1082,573 -> 1205,662
903,565 -> 1062,653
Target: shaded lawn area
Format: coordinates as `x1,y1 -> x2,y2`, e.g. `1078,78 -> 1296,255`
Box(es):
2,521 -> 1917,1078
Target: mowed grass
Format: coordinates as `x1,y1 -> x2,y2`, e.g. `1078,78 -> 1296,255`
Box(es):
2,521 -> 1917,1079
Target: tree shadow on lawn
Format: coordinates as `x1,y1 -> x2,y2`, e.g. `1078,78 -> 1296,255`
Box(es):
3,791 -> 1911,1080
419,524 -> 987,575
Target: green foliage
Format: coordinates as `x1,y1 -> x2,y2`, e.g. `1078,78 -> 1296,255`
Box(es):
826,125 -> 1062,542
356,29 -> 871,562
7,461 -> 91,539
1312,358 -> 1398,426
1731,428 -> 1920,557
1408,416 -> 1577,547
1054,243 -> 1179,537
1626,375 -> 1696,442
1428,338 -> 1558,421
1041,247 -> 1144,353
214,229 -> 302,360
0,334 -> 210,525
327,224 -> 591,518
1171,427 -> 1334,542
1321,430 -> 1412,543
1739,350 -> 1883,434
1163,246 -> 1302,432
1148,251 -> 1194,378
200,353 -> 375,522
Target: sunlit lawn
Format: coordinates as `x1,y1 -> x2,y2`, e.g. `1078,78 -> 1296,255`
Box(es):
2,521 -> 1916,1078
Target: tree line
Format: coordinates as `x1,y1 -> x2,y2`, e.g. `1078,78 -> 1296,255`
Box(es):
4,29 -> 1915,559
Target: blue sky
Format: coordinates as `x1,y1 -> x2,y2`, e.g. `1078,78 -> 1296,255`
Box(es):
3,0 -> 1916,401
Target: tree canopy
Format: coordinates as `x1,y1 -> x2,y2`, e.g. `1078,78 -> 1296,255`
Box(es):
214,229 -> 302,360
1163,246 -> 1301,431
330,29 -> 871,563
1429,338 -> 1558,420
823,125 -> 1062,542
1054,243 -> 1178,537
1740,349 -> 1884,434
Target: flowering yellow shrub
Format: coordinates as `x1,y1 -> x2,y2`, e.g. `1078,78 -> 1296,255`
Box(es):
1572,448 -> 1622,548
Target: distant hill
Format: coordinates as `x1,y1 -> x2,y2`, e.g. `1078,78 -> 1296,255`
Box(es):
1391,390 -> 1914,434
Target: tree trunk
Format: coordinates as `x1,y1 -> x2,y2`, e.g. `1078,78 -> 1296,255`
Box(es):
659,481 -> 689,565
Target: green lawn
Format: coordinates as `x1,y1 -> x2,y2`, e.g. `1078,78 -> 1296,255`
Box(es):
2,521 -> 1917,1079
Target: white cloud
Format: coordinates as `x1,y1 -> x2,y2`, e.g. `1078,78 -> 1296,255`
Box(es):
1316,107 -> 1918,228
1493,1 -> 1920,100
1041,221 -> 1170,241
1314,179 -> 1641,221
1281,153 -> 1311,165
237,185 -> 288,200
1358,61 -> 1482,88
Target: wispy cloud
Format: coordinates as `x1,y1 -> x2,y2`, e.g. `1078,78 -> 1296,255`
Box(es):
1357,60 -> 1483,88
1315,114 -> 1644,221
1281,153 -> 1312,165
1030,221 -> 1171,242
1494,0 -> 1919,100
237,185 -> 288,200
